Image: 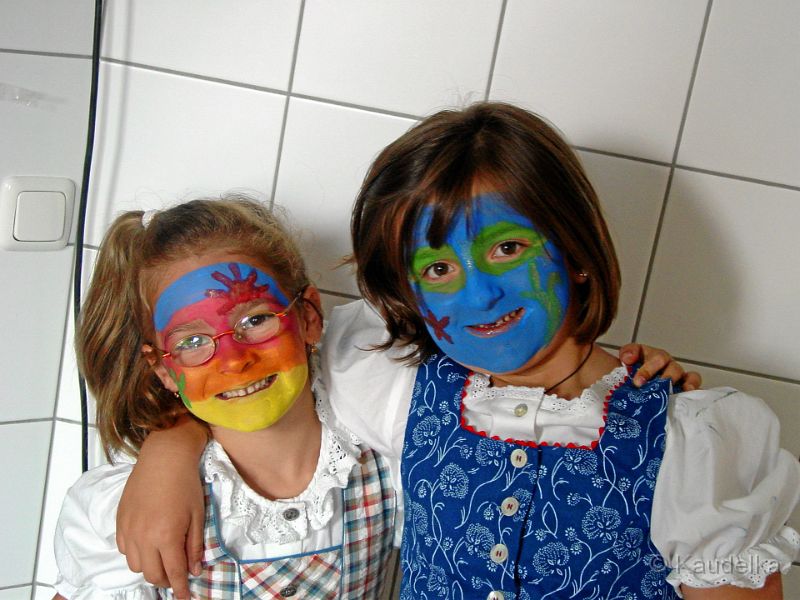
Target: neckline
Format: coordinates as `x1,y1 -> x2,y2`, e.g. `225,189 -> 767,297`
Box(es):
458,364 -> 632,450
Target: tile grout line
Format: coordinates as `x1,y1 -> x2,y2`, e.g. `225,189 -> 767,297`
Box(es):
483,0 -> 509,100
0,418 -> 53,426
0,47 -> 90,60
598,342 -> 800,387
318,288 -> 361,300
290,92 -> 422,121
269,0 -> 307,210
631,0 -> 714,341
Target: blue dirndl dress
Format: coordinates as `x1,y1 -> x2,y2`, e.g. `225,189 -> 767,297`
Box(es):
400,354 -> 678,600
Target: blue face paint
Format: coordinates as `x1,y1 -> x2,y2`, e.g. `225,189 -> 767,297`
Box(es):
153,262 -> 288,331
409,194 -> 571,373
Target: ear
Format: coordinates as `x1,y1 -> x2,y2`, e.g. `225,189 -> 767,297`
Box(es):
141,344 -> 179,393
298,286 -> 323,346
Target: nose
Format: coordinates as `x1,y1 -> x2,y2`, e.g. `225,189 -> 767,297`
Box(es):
214,334 -> 258,374
462,264 -> 504,311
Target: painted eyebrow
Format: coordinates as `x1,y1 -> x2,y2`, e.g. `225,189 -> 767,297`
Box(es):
164,319 -> 213,340
472,221 -> 539,243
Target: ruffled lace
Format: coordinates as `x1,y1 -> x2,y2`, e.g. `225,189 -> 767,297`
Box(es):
464,365 -> 628,412
665,526 -> 800,591
201,390 -> 361,545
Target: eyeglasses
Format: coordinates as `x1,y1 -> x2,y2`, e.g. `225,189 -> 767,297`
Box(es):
157,291 -> 303,368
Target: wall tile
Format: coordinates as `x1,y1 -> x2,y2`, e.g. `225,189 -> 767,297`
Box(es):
86,63 -> 284,245
293,0 -> 502,116
0,248 -> 73,421
57,249 -> 97,424
274,98 -> 415,294
102,0 -> 301,91
0,54 -> 90,183
0,587 -> 32,600
36,422 -> 105,586
578,152 -> 670,346
785,566 -> 800,599
33,586 -> 55,600
637,171 -> 800,380
0,422 -> 51,586
0,0 -> 94,55
678,0 -> 800,187
491,0 -> 706,162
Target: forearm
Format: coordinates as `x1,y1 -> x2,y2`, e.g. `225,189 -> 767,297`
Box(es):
142,414 -> 208,462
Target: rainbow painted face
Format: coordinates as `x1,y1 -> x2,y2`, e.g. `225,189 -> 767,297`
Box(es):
153,262 -> 308,432
410,194 -> 571,373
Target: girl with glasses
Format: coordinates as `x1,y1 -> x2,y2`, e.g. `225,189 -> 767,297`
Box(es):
52,197 -> 395,599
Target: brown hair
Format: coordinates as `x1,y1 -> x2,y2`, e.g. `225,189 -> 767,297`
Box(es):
76,196 -> 311,459
351,102 -> 620,363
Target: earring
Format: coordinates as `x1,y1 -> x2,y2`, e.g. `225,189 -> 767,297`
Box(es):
578,271 -> 589,279
307,344 -> 319,354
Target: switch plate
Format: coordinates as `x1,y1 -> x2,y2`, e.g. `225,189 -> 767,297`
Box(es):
0,176 -> 75,250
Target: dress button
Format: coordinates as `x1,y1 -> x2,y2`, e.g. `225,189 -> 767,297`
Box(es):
510,448 -> 528,468
282,507 -> 300,521
489,543 -> 509,564
486,590 -> 505,600
279,585 -> 297,597
500,496 -> 519,517
513,403 -> 528,417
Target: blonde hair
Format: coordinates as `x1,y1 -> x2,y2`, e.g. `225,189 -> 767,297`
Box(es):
76,196 -> 310,459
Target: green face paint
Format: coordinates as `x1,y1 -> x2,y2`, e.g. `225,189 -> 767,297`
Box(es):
410,244 -> 466,294
471,221 -> 548,276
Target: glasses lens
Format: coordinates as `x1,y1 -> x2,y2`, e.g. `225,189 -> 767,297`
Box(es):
170,334 -> 216,367
234,312 -> 281,344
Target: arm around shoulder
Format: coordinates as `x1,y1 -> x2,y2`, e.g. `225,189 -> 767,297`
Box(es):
652,388 -> 800,595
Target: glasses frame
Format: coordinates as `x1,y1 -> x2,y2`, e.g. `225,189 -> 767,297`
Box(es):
156,290 -> 305,367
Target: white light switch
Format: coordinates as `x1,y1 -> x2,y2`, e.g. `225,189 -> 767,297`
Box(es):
1,176 -> 75,250
14,191 -> 67,242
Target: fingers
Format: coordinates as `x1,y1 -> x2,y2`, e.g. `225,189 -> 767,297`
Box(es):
186,508 -> 205,577
161,545 -> 192,600
618,343 -> 640,366
680,370 -> 702,391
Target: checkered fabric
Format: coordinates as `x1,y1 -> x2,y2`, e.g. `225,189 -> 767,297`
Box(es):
159,447 -> 395,599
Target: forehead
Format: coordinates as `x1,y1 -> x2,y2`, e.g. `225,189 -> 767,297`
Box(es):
153,261 -> 288,331
413,193 -> 535,244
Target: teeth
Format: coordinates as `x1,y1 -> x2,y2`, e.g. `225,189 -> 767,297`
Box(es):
472,308 -> 523,331
219,374 -> 276,400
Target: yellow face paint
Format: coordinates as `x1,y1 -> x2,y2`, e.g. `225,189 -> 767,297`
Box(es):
174,363 -> 308,432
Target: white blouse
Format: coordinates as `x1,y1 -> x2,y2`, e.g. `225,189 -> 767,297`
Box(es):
321,299 -> 800,593
54,397 -> 362,599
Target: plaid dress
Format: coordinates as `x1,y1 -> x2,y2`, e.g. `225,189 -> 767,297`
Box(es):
159,447 -> 395,599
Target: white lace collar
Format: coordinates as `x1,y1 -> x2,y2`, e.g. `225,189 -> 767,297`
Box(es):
461,365 -> 629,446
464,365 -> 629,414
200,391 -> 361,546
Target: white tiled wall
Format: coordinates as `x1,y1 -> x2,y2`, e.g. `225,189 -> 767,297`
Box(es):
1,0 -> 796,596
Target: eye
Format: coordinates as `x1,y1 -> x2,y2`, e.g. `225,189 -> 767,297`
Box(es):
421,261 -> 457,282
490,240 -> 528,261
235,311 -> 281,343
239,312 -> 273,330
172,334 -> 212,354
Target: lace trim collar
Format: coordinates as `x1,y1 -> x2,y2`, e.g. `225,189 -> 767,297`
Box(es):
460,365 -> 630,449
464,365 -> 628,411
201,392 -> 361,545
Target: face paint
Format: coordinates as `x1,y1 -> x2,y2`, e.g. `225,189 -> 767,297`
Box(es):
154,262 -> 308,432
410,194 -> 571,373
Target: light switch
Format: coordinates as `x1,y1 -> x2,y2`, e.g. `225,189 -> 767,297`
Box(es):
0,176 -> 75,250
14,191 -> 67,242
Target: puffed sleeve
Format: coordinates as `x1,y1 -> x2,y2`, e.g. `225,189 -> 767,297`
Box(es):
651,387 -> 800,594
54,461 -> 159,600
320,299 -> 416,463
